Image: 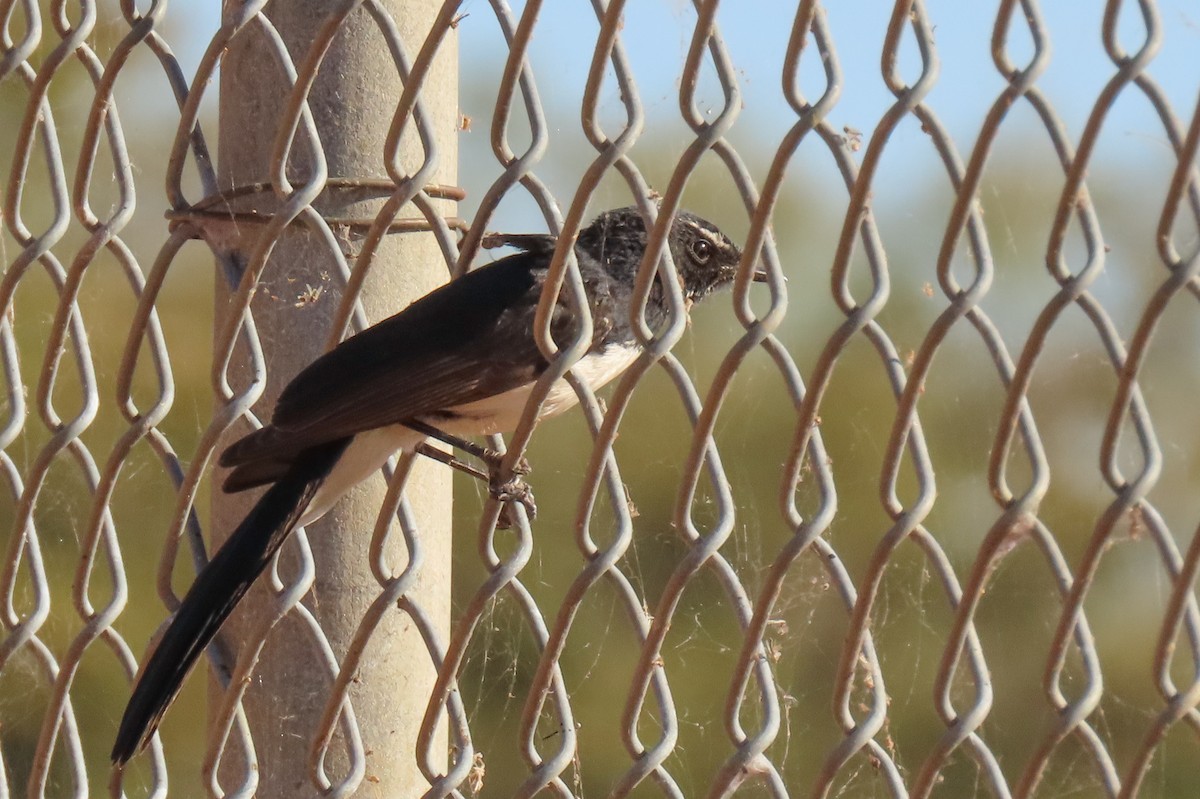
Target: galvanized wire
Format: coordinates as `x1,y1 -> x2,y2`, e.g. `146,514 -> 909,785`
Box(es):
2,0 -> 1199,797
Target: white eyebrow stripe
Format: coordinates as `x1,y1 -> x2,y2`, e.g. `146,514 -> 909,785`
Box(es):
688,223 -> 733,251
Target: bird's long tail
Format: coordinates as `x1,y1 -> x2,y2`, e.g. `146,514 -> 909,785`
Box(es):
111,436 -> 351,765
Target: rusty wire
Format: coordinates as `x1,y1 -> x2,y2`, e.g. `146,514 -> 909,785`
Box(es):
2,0 -> 1200,797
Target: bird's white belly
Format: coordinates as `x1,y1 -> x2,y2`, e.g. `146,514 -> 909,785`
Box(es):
299,342 -> 641,526
438,342 -> 642,436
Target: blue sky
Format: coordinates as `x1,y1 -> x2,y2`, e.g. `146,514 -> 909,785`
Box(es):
167,2 -> 1199,171
447,2 -> 1200,155
155,1 -> 1200,246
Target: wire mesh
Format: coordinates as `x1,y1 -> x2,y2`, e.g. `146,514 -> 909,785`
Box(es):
2,0 -> 1199,796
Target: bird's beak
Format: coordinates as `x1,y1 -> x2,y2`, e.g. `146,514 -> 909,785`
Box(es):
752,265 -> 770,283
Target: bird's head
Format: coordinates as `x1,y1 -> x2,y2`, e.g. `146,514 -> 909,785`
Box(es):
577,206 -> 762,302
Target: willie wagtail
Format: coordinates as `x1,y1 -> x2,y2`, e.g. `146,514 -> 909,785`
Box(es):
111,205 -> 764,764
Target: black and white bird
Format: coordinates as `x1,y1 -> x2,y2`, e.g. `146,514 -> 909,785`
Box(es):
111,205 -> 762,764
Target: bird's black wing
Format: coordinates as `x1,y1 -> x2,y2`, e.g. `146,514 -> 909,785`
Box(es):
221,251 -> 567,470
276,251 -> 551,434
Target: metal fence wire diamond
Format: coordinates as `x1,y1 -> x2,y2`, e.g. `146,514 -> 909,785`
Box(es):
2,0 -> 1199,796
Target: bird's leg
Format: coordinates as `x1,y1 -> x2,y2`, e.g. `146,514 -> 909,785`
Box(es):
414,443 -> 490,482
404,420 -> 531,475
408,424 -> 536,526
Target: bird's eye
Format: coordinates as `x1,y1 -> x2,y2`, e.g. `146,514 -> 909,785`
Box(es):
690,239 -> 713,263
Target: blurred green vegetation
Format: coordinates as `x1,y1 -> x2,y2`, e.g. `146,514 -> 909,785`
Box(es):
3,5 -> 1200,798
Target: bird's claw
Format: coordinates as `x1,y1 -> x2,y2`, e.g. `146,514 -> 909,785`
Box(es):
491,476 -> 537,528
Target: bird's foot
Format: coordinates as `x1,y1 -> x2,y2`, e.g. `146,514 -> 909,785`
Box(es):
491,476 -> 537,528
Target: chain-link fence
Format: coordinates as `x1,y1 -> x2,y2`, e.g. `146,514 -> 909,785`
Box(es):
2,0 -> 1200,796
